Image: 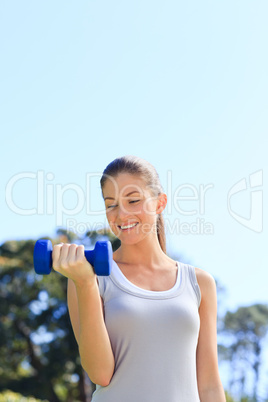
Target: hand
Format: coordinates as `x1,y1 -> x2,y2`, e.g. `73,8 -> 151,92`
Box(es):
52,243 -> 96,286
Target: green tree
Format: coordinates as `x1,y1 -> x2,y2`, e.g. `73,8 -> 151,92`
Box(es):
0,228 -> 119,401
220,304 -> 268,402
0,390 -> 48,401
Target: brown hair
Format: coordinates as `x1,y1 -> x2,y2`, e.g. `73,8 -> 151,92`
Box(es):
100,155 -> 166,254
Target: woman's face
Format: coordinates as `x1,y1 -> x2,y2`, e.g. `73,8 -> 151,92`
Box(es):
102,173 -> 166,244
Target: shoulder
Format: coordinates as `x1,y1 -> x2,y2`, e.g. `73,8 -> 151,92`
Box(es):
194,266 -> 215,286
194,267 -> 217,302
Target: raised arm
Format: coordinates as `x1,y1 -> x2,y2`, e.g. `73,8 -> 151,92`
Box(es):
53,243 -> 115,386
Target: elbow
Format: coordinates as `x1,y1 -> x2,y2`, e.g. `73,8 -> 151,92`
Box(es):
88,372 -> 112,387
96,376 -> 112,387
81,361 -> 113,387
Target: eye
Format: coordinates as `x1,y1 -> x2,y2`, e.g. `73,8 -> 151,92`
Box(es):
106,200 -> 140,209
107,204 -> 117,209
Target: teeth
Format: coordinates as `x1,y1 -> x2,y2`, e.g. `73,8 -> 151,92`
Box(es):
120,223 -> 137,230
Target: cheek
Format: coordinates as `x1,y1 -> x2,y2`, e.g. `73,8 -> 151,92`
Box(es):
106,211 -> 116,224
108,220 -> 120,233
141,199 -> 156,216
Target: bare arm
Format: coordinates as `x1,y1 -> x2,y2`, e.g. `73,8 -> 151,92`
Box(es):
195,267 -> 226,402
53,243 -> 115,386
67,277 -> 105,343
67,279 -> 80,344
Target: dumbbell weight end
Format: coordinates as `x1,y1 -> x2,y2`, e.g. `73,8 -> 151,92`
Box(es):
33,239 -> 113,276
34,239 -> 53,275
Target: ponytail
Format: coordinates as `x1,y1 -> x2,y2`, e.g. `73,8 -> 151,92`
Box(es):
157,213 -> 166,254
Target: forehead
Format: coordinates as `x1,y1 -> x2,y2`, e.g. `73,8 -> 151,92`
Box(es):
103,173 -> 150,198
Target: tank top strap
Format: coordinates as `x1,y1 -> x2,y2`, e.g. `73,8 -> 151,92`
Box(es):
98,260 -> 201,307
186,264 -> 201,308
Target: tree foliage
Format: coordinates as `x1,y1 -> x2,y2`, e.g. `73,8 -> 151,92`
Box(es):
0,229 -> 119,402
220,304 -> 268,402
0,390 -> 48,401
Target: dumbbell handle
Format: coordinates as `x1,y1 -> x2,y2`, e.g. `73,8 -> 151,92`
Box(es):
33,239 -> 112,276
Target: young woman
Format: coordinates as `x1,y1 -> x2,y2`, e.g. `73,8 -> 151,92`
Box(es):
52,155 -> 226,402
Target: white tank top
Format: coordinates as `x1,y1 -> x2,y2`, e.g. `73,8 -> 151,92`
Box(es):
92,259 -> 201,402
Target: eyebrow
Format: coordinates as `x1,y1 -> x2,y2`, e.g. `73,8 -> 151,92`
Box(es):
104,191 -> 141,201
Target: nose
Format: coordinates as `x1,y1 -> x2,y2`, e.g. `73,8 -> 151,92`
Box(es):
117,203 -> 132,220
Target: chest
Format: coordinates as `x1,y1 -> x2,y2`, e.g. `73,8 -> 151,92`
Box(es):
104,293 -> 200,347
117,264 -> 178,292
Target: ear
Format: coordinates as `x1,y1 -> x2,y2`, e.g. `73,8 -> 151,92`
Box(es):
156,193 -> 167,215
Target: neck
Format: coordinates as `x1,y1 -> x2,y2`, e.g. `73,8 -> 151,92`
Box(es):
113,233 -> 169,267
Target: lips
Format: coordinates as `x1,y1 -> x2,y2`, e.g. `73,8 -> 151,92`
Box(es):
118,222 -> 139,231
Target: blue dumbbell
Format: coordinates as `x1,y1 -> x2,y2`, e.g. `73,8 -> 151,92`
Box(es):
33,239 -> 113,276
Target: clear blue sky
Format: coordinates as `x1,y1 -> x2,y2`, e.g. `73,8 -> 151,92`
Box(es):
1,0 -> 267,318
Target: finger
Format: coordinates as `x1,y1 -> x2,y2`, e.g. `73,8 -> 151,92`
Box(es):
76,245 -> 86,263
59,243 -> 71,268
68,244 -> 79,266
52,243 -> 63,270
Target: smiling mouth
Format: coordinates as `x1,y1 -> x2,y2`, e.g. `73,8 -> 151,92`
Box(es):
118,223 -> 139,231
